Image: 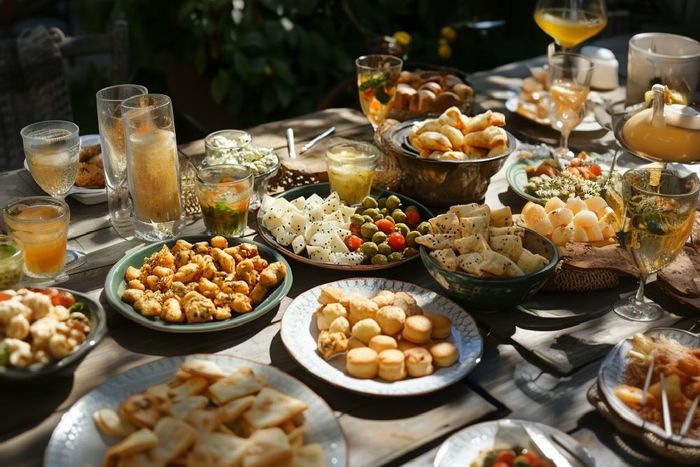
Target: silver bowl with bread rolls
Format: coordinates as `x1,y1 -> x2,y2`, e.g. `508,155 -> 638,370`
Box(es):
379,107 -> 517,207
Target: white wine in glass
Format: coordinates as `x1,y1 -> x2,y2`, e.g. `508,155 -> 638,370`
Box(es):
534,0 -> 607,50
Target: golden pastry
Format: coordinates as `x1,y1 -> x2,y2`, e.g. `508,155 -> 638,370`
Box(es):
371,290 -> 395,308
316,330 -> 348,361
351,318 -> 381,344
424,312 -> 452,339
346,347 -> 378,379
401,315 -> 432,344
318,286 -> 345,304
429,342 -> 459,367
396,339 -> 419,352
347,337 -> 366,350
329,316 -> 350,336
377,349 -> 407,381
368,335 -> 398,353
375,306 -> 406,336
316,302 -> 347,330
393,292 -> 422,316
404,347 -> 434,377
348,298 -> 379,326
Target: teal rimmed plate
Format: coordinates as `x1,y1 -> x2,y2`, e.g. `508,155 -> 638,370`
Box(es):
256,183 -> 434,271
105,236 -> 292,333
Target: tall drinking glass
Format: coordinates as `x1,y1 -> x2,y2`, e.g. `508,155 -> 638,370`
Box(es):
356,55 -> 403,131
121,94 -> 183,241
613,168 -> 699,321
548,53 -> 593,163
21,121 -> 80,198
96,84 -> 148,237
534,0 -> 607,50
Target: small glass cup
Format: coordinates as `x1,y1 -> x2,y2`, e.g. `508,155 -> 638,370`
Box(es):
326,139 -> 380,205
355,55 -> 403,131
0,234 -> 24,288
204,129 -> 252,166
3,197 -> 69,280
195,164 -> 253,237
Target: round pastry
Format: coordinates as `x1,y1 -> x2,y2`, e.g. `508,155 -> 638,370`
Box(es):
393,292 -> 422,316
351,318 -> 381,344
317,302 -> 347,330
404,347 -> 434,377
396,339 -> 419,352
369,335 -> 398,353
346,347 -> 378,379
424,312 -> 452,339
377,349 -> 406,381
401,315 -> 432,344
329,316 -> 351,336
319,286 -> 345,304
348,298 -> 379,326
371,290 -> 395,308
429,342 -> 459,367
347,337 -> 366,350
375,306 -> 406,336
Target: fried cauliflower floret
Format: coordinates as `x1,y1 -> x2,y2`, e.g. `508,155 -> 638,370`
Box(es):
0,299 -> 31,325
211,248 -> 235,274
173,263 -> 202,283
226,243 -> 259,263
214,277 -> 249,295
210,236 -> 228,249
181,291 -> 215,323
125,266 -> 142,282
174,249 -> 193,269
133,294 -> 162,317
236,259 -> 258,287
213,306 -> 232,321
127,279 -> 146,291
249,283 -> 268,305
197,277 -> 219,298
214,292 -> 252,314
146,245 -> 175,270
6,314 -> 30,339
171,239 -> 193,254
18,293 -> 51,321
259,262 -> 286,288
160,298 -> 185,323
4,338 -> 33,368
250,256 -> 269,272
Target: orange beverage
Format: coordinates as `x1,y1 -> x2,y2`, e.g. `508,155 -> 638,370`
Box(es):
356,55 -> 403,130
3,197 -> 69,278
549,81 -> 589,133
534,8 -> 606,49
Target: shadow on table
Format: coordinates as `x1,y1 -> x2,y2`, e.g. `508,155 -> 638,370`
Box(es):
0,374 -> 73,441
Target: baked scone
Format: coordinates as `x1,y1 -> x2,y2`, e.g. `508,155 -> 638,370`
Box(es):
319,286 -> 345,304
351,318 -> 381,344
401,315 -> 432,344
346,347 -> 378,379
371,290 -> 395,308
393,292 -> 422,316
375,306 -> 406,336
339,292 -> 362,310
424,312 -> 452,339
377,349 -> 406,381
429,342 -> 459,367
368,335 -> 398,353
396,339 -> 419,352
347,337 -> 366,350
404,347 -> 434,377
317,330 -> 348,360
316,302 -> 347,330
329,316 -> 350,336
348,298 -> 379,326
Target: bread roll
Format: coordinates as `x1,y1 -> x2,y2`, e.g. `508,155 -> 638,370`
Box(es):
404,347 -> 434,377
369,335 -> 398,353
375,306 -> 406,336
351,318 -> 381,344
401,315 -> 432,344
429,342 -> 459,367
346,348 -> 378,379
377,349 -> 406,381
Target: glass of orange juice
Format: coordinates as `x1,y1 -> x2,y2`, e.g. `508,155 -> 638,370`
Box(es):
3,197 -> 70,280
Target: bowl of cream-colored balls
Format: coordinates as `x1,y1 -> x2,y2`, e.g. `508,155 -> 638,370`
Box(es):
0,287 -> 106,381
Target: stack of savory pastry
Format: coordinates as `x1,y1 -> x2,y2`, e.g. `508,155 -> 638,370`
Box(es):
408,107 -> 509,160
75,144 -> 106,188
94,357 -> 325,466
314,286 -> 459,381
416,203 -> 550,278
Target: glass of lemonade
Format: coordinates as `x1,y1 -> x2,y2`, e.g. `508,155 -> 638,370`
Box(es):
3,197 -> 70,280
355,55 -> 403,131
195,165 -> 253,237
121,94 -> 183,241
96,84 -> 148,236
533,0 -> 607,50
326,140 -> 380,205
21,121 -> 80,198
613,167 -> 699,322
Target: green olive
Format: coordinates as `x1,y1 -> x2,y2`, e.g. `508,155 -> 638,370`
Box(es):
371,254 -> 388,265
355,206 -> 365,214
403,247 -> 418,257
377,198 -> 387,209
360,241 -> 379,256
363,215 -> 374,224
371,231 -> 387,244
380,207 -> 388,216
417,221 -> 432,235
362,208 -> 380,218
361,196 -> 378,209
394,223 -> 410,237
377,242 -> 392,256
385,194 -> 401,210
387,252 -> 404,262
406,231 -> 421,246
384,215 -> 395,224
360,222 -> 378,239
392,209 -> 407,224
350,214 -> 365,226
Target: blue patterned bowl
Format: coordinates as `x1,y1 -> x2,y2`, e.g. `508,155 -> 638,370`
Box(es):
420,229 -> 559,312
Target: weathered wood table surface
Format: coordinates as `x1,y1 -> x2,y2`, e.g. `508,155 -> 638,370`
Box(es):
1,37 -> 695,467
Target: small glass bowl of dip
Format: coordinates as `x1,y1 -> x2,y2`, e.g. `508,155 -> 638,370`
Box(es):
0,234 -> 23,288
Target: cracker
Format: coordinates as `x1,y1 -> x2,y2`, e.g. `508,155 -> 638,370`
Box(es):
241,427 -> 294,467
105,428 -> 159,459
168,376 -> 209,401
180,358 -> 227,380
94,409 -> 136,438
218,395 -> 256,422
207,367 -> 265,405
243,388 -> 307,429
186,432 -> 248,467
166,395 -> 208,420
149,417 -> 197,465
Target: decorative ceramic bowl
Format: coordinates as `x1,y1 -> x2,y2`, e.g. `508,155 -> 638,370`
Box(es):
380,120 -> 517,207
420,229 -> 559,311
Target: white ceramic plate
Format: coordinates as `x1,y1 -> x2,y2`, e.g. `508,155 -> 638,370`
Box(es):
505,96 -> 603,132
434,419 -> 595,467
24,134 -> 107,205
280,277 -> 483,396
44,354 -> 347,467
598,327 -> 700,447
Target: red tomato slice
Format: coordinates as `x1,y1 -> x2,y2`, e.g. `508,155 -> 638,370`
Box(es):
345,235 -> 363,252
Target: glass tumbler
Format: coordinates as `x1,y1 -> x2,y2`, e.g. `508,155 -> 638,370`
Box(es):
195,164 -> 253,237
326,139 -> 380,205
121,94 -> 183,241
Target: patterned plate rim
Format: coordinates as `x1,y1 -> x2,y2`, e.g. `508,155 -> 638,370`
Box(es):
104,236 -> 293,333
44,353 -> 347,467
280,277 -> 484,396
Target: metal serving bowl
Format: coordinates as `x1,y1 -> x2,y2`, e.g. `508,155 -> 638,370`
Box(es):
379,120 -> 517,207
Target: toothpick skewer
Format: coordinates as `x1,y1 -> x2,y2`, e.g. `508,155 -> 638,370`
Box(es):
641,357 -> 655,405
660,373 -> 672,437
680,395 -> 700,437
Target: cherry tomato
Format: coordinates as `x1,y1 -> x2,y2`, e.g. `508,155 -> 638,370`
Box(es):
589,164 -> 602,177
387,232 -> 406,251
522,451 -> 541,466
493,462 -> 511,467
375,218 -> 395,235
496,451 -> 516,464
405,208 -> 421,228
52,291 -> 76,307
349,223 -> 361,236
345,235 -> 363,252
32,287 -> 57,296
0,292 -> 12,301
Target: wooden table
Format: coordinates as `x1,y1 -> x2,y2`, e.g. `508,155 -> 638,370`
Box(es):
1,39 -> 694,467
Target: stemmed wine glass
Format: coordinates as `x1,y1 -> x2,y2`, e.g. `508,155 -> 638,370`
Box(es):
355,55 -> 403,131
534,0 -> 608,51
613,167 -> 699,321
548,52 -> 593,164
